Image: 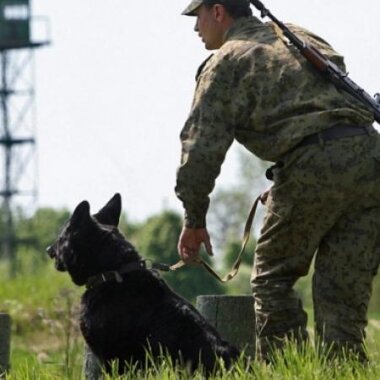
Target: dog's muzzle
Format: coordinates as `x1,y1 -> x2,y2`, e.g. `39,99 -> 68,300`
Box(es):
46,245 -> 55,258
46,245 -> 66,271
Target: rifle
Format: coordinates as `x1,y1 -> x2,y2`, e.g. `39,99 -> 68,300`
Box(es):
250,0 -> 380,124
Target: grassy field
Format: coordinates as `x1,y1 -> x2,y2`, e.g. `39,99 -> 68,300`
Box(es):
0,257 -> 379,379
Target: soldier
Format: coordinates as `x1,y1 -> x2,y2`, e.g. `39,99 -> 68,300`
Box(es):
175,0 -> 380,362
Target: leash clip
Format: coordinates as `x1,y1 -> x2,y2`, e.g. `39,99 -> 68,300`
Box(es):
152,262 -> 171,272
143,259 -> 171,272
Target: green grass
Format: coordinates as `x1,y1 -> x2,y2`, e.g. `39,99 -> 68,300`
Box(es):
1,256 -> 380,379
5,342 -> 380,380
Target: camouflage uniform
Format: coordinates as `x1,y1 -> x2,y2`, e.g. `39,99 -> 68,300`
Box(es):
175,16 -> 379,360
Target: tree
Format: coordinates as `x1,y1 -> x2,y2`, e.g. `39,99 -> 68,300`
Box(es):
222,239 -> 256,270
215,237 -> 256,295
208,149 -> 270,251
202,149 -> 269,292
15,207 -> 70,256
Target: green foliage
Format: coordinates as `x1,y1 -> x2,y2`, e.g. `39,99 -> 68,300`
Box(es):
118,212 -> 141,240
205,149 -> 269,296
131,210 -> 224,302
0,199 -> 378,378
0,194 -> 378,379
208,188 -> 253,250
208,149 -> 270,250
7,336 -> 380,379
15,207 -> 70,260
0,254 -> 83,379
223,239 -> 255,269
370,272 -> 380,314
132,210 -> 181,264
218,239 -> 256,295
0,246 -> 379,379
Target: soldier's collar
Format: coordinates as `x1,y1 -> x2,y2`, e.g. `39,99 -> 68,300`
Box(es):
224,16 -> 264,42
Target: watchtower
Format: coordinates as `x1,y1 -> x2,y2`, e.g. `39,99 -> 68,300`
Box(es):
0,0 -> 49,274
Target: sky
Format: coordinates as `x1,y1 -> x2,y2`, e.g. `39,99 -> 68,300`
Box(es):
11,0 -> 380,222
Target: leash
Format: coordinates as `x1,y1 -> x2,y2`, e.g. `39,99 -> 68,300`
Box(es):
86,193 -> 264,289
168,193 -> 265,283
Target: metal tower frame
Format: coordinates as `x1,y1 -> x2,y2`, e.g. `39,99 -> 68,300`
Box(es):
0,8 -> 49,273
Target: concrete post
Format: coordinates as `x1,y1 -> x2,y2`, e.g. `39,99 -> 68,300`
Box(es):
0,313 -> 11,376
196,295 -> 255,357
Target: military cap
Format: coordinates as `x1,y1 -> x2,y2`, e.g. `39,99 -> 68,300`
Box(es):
181,0 -> 204,16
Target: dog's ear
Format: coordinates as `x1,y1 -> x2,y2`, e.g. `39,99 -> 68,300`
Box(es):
71,200 -> 91,228
94,193 -> 122,227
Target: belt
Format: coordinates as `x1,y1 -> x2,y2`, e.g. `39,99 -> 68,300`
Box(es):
266,125 -> 370,181
295,125 -> 368,149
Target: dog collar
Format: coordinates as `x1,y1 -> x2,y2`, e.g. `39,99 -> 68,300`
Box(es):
85,260 -> 171,290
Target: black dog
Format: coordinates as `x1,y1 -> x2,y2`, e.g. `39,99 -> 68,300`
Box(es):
47,194 -> 239,374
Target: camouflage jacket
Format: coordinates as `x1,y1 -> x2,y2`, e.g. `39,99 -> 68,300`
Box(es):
176,16 -> 374,228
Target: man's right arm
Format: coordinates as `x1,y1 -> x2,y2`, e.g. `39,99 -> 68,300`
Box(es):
175,55 -> 237,228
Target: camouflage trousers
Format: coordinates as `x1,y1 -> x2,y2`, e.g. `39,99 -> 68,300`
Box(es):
251,128 -> 380,362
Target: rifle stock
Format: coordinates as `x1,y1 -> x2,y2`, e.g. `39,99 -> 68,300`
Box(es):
301,44 -> 330,72
250,0 -> 380,124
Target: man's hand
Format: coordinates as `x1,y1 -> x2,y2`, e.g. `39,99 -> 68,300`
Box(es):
177,227 -> 213,263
